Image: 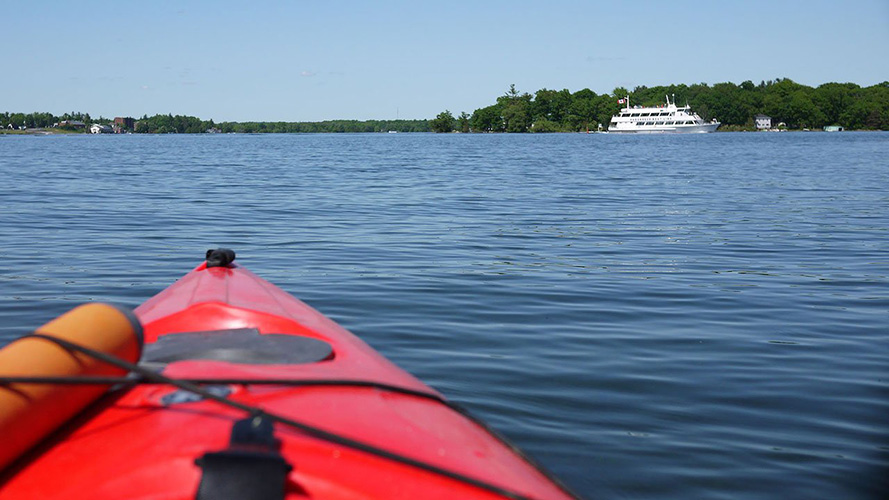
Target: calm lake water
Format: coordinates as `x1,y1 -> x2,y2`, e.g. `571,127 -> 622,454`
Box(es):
1,132 -> 887,499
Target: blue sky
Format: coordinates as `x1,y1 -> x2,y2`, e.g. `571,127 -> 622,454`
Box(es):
4,1 -> 888,122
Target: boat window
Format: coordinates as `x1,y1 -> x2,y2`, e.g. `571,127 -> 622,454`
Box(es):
666,122 -> 674,125
656,121 -> 664,125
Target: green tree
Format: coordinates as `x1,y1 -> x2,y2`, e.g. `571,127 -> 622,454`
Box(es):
813,82 -> 858,125
532,88 -> 572,123
530,118 -> 562,133
566,89 -> 596,131
612,86 -> 629,99
864,109 -> 883,129
470,105 -> 503,132
9,113 -> 25,128
840,101 -> 872,129
786,90 -> 825,128
431,110 -> 455,133
497,85 -> 533,132
458,112 -> 470,133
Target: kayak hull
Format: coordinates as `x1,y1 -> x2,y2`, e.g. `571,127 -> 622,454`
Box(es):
0,261 -> 575,500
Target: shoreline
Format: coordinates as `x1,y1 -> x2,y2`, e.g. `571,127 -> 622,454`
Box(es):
3,128 -> 881,136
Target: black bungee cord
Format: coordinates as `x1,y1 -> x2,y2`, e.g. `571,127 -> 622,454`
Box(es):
1,332 -> 581,500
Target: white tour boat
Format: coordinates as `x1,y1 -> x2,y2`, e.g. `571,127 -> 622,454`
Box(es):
608,95 -> 719,134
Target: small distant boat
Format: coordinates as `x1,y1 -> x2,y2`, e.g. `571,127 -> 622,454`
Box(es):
608,95 -> 719,134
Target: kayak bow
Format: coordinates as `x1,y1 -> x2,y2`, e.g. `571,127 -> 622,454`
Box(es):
0,250 -> 578,500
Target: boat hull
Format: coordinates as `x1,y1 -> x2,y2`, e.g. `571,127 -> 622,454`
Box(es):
608,122 -> 719,134
0,260 -> 575,500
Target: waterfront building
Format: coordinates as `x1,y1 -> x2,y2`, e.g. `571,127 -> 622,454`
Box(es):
755,114 -> 772,130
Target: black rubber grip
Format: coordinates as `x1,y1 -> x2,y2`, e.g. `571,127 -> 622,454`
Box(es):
206,248 -> 236,268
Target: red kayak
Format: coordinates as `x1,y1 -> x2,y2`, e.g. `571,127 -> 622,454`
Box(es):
0,250 -> 577,500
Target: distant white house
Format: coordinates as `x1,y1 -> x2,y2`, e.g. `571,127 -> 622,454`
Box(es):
90,124 -> 113,134
754,114 -> 771,130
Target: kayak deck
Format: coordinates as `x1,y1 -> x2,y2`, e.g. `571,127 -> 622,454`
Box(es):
136,262 -> 432,393
0,259 -> 576,499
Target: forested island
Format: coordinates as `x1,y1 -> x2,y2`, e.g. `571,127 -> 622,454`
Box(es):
3,78 -> 887,134
431,79 -> 889,133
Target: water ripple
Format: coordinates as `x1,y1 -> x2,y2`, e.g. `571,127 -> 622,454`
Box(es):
1,132 -> 887,499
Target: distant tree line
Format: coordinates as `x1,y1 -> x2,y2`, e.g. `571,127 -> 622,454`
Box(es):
133,116 -> 430,134
5,79 -> 886,134
432,79 -> 889,133
0,111 -> 112,130
214,119 -> 429,133
0,111 -> 429,134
